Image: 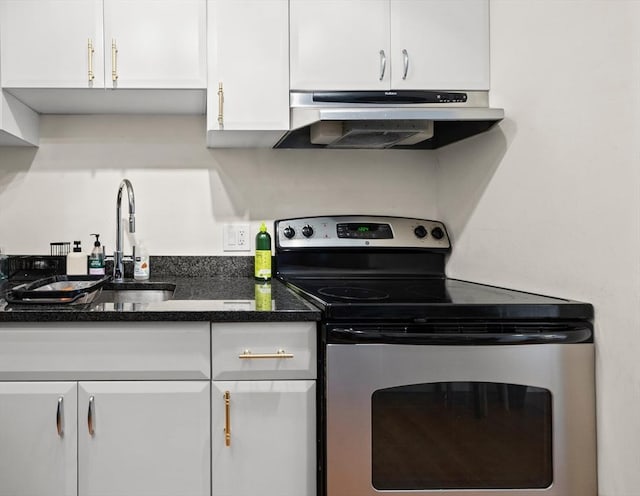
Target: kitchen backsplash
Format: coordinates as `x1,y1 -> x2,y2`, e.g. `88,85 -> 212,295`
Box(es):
0,115 -> 439,256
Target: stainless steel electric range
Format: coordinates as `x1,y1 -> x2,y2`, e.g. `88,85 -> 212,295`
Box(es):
274,215 -> 596,496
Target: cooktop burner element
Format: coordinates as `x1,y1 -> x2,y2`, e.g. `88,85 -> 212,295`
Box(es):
286,278 -> 450,305
318,286 -> 389,301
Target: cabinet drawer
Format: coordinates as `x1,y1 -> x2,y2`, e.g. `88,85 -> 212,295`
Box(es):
0,322 -> 210,380
212,322 -> 316,380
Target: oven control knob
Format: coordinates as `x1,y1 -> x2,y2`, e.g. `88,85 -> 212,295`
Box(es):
283,226 -> 296,239
414,225 -> 428,239
302,225 -> 314,238
431,227 -> 445,240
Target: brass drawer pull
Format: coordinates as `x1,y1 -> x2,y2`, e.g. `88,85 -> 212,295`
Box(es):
224,391 -> 231,447
217,82 -> 224,127
238,349 -> 294,359
111,39 -> 118,82
87,39 -> 95,82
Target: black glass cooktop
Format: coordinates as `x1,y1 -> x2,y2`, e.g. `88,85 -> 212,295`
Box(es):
284,277 -> 593,321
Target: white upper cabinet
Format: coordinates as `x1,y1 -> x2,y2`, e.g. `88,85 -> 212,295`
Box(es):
207,0 -> 289,147
0,0 -> 206,113
0,4 -> 41,146
290,0 -> 390,91
290,0 -> 490,91
0,0 -> 105,88
104,0 -> 206,89
0,91 -> 40,146
389,0 -> 489,90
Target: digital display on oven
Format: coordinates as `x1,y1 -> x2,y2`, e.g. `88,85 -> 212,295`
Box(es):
337,223 -> 393,239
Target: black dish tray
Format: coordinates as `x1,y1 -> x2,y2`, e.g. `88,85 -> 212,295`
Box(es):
6,275 -> 111,305
6,255 -> 67,282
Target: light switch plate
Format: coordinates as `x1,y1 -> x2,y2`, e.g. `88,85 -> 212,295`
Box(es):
223,223 -> 251,252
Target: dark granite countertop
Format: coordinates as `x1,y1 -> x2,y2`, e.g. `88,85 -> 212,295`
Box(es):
0,256 -> 321,323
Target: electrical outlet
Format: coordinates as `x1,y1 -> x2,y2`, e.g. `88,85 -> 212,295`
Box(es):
236,225 -> 249,248
223,223 -> 251,252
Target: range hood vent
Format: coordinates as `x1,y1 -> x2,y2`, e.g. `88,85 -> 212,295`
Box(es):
274,91 -> 504,150
310,120 -> 434,149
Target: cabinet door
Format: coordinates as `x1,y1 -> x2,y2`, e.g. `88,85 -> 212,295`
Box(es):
78,381 -> 210,496
390,0 -> 490,90
103,0 -> 207,88
0,0 -> 104,88
208,0 -> 289,133
290,0 -> 390,91
212,380 -> 316,496
0,382 -> 77,496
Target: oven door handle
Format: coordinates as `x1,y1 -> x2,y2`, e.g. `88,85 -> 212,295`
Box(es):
328,327 -> 593,345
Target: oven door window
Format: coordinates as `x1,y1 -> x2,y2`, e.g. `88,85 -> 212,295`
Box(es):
371,382 -> 553,490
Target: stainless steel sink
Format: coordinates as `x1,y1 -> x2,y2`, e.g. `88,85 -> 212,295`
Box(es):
94,282 -> 176,304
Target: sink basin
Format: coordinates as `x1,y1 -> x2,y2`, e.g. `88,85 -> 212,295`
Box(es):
94,282 -> 176,304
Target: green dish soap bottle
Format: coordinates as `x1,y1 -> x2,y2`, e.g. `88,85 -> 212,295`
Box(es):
254,223 -> 272,281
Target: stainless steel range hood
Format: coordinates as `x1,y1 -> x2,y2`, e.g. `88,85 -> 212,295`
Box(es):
274,91 -> 504,150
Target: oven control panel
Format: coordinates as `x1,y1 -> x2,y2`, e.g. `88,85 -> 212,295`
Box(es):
275,215 -> 450,250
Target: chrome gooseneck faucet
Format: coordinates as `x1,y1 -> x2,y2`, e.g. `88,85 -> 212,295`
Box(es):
114,179 -> 136,282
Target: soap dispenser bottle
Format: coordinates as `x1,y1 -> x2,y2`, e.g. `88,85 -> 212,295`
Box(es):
134,240 -> 150,281
88,234 -> 105,276
66,240 -> 88,275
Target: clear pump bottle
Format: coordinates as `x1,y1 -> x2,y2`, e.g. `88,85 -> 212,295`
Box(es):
88,234 -> 105,276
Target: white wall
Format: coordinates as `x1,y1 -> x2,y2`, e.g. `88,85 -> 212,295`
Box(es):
1,2 -> 637,494
0,115 -> 438,255
437,2 -> 640,495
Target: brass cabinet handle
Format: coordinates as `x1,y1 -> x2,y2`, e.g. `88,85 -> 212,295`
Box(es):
238,349 -> 294,359
402,49 -> 409,80
224,391 -> 231,447
56,396 -> 64,437
111,40 -> 118,82
87,39 -> 95,82
217,82 -> 224,127
379,49 -> 387,81
87,396 -> 95,436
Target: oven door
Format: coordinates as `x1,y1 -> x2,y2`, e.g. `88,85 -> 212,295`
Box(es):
326,329 -> 596,496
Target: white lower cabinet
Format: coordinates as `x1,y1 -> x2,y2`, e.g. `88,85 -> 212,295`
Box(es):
212,380 -> 316,496
0,381 -> 210,496
0,321 -> 317,496
0,382 -> 78,496
78,381 -> 211,496
0,322 -> 211,496
211,322 -> 318,496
